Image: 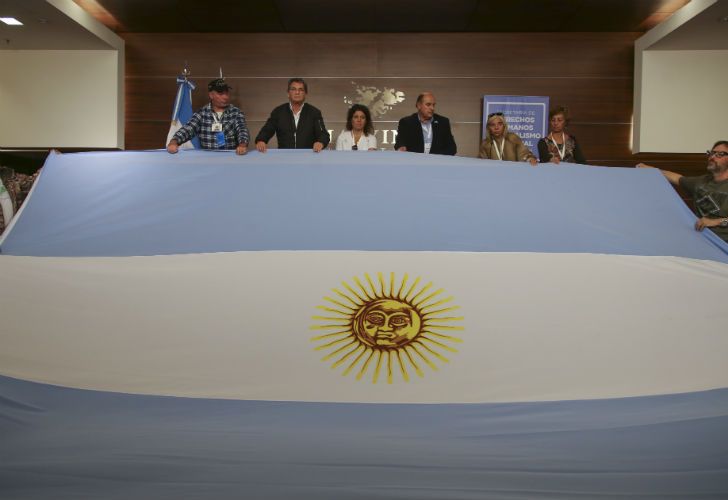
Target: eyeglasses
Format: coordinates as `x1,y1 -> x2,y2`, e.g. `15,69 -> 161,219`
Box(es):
487,112 -> 504,118
707,150 -> 728,158
352,145 -> 358,151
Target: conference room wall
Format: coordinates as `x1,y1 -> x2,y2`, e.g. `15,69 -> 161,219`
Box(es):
124,32 -> 706,174
637,49 -> 728,153
0,50 -> 122,149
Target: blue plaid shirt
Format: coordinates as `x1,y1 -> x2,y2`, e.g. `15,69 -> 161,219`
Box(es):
173,103 -> 250,150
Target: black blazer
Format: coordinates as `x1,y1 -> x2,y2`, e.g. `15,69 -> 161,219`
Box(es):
394,113 -> 457,156
255,103 -> 330,149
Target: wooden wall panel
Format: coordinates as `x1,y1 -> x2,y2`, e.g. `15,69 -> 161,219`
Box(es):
123,32 -> 707,174
373,33 -> 637,77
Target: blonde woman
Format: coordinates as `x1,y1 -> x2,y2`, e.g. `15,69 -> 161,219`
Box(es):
478,112 -> 537,166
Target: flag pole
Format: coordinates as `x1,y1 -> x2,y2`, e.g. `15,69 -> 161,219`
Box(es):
167,64 -> 199,149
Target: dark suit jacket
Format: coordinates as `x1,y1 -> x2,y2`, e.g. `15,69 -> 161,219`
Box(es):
394,113 -> 457,155
255,102 -> 330,149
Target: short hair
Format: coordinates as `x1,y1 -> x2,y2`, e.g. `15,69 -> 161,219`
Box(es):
287,78 -> 307,93
416,92 -> 434,105
712,140 -> 728,149
345,104 -> 374,136
548,105 -> 570,123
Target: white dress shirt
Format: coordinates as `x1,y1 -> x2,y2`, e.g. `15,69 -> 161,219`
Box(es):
335,130 -> 378,151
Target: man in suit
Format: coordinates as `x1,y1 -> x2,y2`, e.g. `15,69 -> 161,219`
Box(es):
255,78 -> 330,153
394,92 -> 456,155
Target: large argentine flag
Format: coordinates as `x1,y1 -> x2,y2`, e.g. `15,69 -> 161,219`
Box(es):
1,150 -> 727,498
165,75 -> 199,149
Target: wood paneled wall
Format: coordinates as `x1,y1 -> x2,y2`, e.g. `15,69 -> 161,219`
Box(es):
124,32 -> 707,175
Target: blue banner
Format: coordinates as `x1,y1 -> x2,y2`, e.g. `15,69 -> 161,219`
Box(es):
483,95 -> 549,159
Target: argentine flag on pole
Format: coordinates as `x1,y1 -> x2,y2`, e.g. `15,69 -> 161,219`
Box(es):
165,75 -> 199,149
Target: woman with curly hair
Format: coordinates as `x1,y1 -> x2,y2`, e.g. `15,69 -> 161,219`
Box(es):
336,104 -> 378,151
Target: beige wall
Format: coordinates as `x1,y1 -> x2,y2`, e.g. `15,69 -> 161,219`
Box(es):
638,49 -> 728,152
0,50 -> 122,148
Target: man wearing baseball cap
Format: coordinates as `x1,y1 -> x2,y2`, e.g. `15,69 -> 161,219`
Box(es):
167,78 -> 250,155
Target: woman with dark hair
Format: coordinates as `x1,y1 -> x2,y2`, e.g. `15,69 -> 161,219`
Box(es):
537,106 -> 587,164
478,112 -> 537,165
336,104 -> 378,151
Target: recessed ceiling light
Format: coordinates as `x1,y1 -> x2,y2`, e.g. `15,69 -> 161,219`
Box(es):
0,17 -> 23,25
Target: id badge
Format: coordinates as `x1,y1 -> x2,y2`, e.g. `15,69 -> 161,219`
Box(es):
211,123 -> 222,132
215,131 -> 226,147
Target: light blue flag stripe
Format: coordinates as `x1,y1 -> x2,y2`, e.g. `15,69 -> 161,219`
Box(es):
1,375 -> 727,499
1,150 -> 727,261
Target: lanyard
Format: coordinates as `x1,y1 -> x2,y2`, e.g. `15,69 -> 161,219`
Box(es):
493,138 -> 505,160
549,132 -> 566,159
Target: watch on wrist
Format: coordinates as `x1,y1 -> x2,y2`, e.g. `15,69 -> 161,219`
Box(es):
720,218 -> 728,228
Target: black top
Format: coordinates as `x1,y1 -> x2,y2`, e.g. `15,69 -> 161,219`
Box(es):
537,135 -> 587,164
255,103 -> 330,149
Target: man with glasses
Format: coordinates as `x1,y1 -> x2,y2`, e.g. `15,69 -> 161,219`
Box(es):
638,140 -> 728,242
394,92 -> 457,156
255,78 -> 330,153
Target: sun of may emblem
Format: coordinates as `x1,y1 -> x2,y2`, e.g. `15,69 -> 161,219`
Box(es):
310,273 -> 464,384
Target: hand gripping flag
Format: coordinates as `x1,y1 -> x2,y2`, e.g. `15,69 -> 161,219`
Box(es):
165,75 -> 199,149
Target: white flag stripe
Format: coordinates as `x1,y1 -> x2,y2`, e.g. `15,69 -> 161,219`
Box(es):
2,251 -> 727,403
166,118 -> 194,149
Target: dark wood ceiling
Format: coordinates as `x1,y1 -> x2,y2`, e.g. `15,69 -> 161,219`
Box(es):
77,0 -> 689,33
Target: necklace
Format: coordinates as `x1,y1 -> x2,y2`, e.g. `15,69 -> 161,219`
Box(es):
353,130 -> 363,146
